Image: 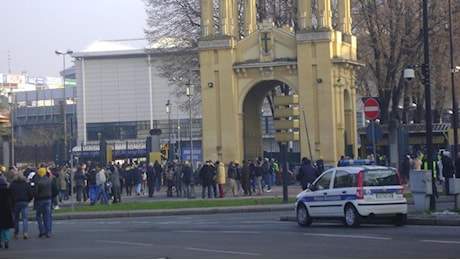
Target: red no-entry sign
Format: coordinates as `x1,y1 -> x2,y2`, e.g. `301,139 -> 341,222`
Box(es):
364,97 -> 380,120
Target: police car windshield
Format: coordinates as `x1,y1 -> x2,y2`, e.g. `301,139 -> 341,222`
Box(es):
363,169 -> 399,186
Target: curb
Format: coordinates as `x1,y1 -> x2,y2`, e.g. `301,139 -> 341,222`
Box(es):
51,204 -> 460,226
278,215 -> 460,226
52,204 -> 293,221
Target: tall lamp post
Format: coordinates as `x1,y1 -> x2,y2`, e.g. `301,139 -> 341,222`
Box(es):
55,49 -> 74,211
185,80 -> 193,169
55,49 -> 73,165
177,97 -> 182,162
165,99 -> 172,161
448,0 -> 458,164
8,92 -> 14,167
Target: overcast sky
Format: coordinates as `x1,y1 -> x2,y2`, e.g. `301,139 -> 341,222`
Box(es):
0,0 -> 148,77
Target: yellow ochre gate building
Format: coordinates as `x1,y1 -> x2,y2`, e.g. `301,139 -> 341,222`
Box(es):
198,0 -> 360,165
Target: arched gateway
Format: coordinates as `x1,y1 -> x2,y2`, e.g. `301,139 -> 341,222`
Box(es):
198,0 -> 360,165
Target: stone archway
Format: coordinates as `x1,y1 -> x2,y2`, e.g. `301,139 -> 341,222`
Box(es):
198,0 -> 359,165
242,80 -> 292,161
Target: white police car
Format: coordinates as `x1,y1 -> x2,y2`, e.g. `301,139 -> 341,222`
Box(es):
295,160 -> 407,227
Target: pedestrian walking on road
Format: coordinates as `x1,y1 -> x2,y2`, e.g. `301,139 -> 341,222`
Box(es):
9,174 -> 33,240
0,178 -> 14,248
34,167 -> 58,238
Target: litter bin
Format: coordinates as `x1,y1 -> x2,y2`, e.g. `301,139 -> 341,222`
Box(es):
448,178 -> 460,208
409,170 -> 433,211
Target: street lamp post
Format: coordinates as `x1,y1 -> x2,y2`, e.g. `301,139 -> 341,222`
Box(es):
177,97 -> 182,163
165,99 -> 172,161
185,81 -> 193,169
8,92 -> 14,167
448,0 -> 458,165
55,49 -> 73,165
56,49 -> 74,211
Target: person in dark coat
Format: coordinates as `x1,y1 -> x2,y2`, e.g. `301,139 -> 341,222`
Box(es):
181,161 -> 193,198
9,174 -> 33,240
122,165 -> 133,196
199,160 -> 214,198
153,160 -> 163,192
455,152 -> 460,179
240,160 -> 252,196
110,164 -> 122,203
441,151 -> 455,194
34,167 -> 58,238
296,157 -> 319,190
146,163 -> 156,198
316,156 -> 325,175
399,154 -> 411,185
74,165 -> 88,204
0,177 -> 14,248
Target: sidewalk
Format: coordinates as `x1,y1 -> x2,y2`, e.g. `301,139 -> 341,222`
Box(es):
53,184 -> 460,226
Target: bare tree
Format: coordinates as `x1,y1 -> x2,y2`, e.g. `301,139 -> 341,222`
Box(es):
353,0 -> 460,124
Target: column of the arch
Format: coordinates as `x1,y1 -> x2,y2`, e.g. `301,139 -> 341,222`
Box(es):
201,0 -> 214,37
347,71 -> 358,157
219,0 -> 232,36
244,0 -> 256,35
297,0 -> 312,30
231,0 -> 239,38
338,0 -> 352,34
317,0 -> 332,29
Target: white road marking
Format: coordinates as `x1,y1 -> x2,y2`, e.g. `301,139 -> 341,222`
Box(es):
186,247 -> 259,256
174,230 -> 260,234
80,229 -> 127,232
421,240 -> 460,245
304,233 -> 391,240
96,240 -> 152,247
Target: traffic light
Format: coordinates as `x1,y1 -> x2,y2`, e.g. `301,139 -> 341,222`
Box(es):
273,95 -> 300,142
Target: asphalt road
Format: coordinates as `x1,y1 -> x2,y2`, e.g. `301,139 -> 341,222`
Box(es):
4,210 -> 460,259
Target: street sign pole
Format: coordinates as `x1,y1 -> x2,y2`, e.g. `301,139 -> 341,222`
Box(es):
364,97 -> 381,160
371,121 -> 375,159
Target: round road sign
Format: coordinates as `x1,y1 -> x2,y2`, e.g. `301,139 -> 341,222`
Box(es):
364,98 -> 380,120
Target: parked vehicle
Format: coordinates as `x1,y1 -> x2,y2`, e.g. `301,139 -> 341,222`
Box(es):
295,162 -> 407,227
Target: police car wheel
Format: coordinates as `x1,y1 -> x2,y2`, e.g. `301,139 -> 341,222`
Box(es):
344,204 -> 361,227
296,204 -> 312,227
393,214 -> 407,226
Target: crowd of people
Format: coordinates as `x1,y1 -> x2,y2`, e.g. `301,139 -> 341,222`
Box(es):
399,150 -> 460,195
0,165 -> 59,249
195,157 -> 284,199
0,155 -> 326,249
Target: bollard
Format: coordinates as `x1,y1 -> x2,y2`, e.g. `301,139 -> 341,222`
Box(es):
448,178 -> 460,209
